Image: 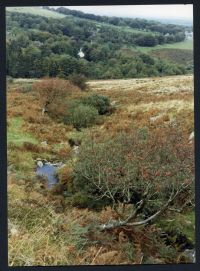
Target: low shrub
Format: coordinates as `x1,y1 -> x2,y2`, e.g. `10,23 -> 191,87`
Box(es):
57,166 -> 73,188
64,104 -> 98,130
73,125 -> 194,213
22,142 -> 43,153
70,192 -> 90,208
33,77 -> 79,120
69,191 -> 110,210
69,73 -> 88,91
81,94 -> 111,115
56,145 -> 72,160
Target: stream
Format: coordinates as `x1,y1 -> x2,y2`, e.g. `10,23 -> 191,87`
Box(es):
36,161 -> 63,188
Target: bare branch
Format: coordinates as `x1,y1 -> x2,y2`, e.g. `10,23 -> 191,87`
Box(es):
98,183 -> 191,231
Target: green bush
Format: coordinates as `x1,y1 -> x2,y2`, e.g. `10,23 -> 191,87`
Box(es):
68,191 -> 110,210
65,104 -> 98,130
70,192 -> 90,208
81,94 -> 111,115
69,73 -> 88,91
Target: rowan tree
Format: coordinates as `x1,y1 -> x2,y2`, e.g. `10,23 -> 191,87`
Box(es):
33,77 -> 79,119
73,125 -> 194,230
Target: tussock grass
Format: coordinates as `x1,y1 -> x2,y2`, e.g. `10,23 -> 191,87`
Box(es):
128,99 -> 193,114
8,182 -> 126,266
8,182 -> 88,266
8,150 -> 35,173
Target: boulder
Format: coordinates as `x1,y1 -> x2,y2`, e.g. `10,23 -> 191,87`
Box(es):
37,161 -> 43,168
149,115 -> 161,123
189,131 -> 194,142
10,228 -> 19,237
180,249 -> 195,263
41,141 -> 48,146
111,100 -> 117,106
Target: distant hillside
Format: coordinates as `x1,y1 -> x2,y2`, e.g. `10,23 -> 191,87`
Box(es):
137,39 -> 193,52
6,7 -> 66,19
53,6 -> 192,31
150,48 -> 193,65
154,18 -> 193,27
6,7 -> 193,79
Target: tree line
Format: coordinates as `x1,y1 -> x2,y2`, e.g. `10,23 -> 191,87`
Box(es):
51,6 -> 191,35
6,11 -> 189,79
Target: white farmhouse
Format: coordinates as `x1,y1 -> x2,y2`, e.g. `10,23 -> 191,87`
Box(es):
78,48 -> 85,58
185,31 -> 193,40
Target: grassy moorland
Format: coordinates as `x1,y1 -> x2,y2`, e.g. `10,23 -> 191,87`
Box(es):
8,75 -> 194,266
137,39 -> 193,52
6,7 -> 66,19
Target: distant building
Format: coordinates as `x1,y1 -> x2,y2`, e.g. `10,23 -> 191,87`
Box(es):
185,31 -> 193,40
78,48 -> 85,58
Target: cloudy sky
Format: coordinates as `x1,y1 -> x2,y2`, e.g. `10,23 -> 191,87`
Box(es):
52,5 -> 193,21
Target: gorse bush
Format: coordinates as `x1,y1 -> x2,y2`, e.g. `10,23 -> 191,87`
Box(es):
81,94 -> 111,115
62,94 -> 112,130
64,104 -> 98,130
69,73 -> 88,91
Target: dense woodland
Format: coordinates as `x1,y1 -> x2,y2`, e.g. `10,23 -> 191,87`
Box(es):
6,7 -> 192,79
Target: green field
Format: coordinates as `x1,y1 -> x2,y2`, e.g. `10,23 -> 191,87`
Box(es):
6,7 -> 66,19
67,15 -> 152,37
149,48 -> 193,66
8,117 -> 38,146
137,39 -> 193,53
95,21 -> 150,34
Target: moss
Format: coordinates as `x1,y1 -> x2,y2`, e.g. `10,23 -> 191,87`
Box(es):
157,211 -> 195,243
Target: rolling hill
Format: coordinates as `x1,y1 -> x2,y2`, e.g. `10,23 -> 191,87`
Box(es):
6,6 -> 193,79
6,7 -> 66,18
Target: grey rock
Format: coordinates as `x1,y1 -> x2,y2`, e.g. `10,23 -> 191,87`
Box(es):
189,131 -> 194,141
41,141 -> 48,146
183,249 -> 195,263
149,115 -> 161,123
37,161 -> 43,168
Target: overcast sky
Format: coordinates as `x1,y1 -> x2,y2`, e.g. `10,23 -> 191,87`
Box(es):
52,5 -> 193,21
